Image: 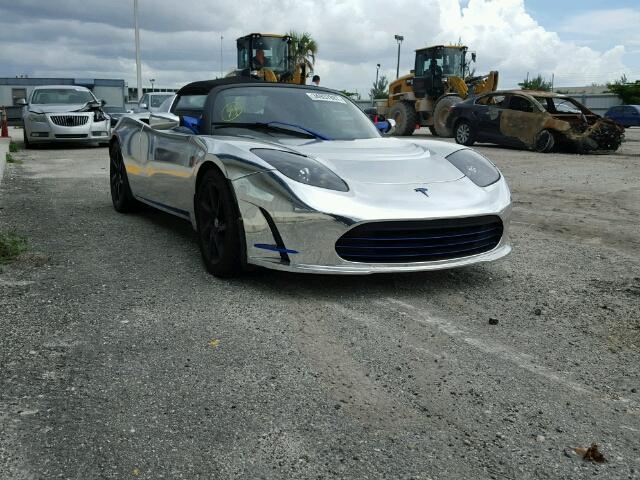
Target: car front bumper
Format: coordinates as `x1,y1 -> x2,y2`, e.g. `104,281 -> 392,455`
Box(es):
24,113 -> 110,143
232,171 -> 512,274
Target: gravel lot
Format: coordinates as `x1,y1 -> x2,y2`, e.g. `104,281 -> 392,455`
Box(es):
1,129 -> 639,479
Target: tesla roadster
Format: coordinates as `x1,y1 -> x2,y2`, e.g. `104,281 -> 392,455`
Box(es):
109,78 -> 512,276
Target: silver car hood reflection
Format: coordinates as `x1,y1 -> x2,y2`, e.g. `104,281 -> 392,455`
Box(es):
208,136 -> 466,185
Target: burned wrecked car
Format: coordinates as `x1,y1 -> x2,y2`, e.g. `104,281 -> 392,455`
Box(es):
19,85 -> 110,147
446,90 -> 624,153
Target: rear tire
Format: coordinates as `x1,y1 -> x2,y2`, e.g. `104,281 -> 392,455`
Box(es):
454,120 -> 475,146
534,129 -> 556,153
433,95 -> 463,137
195,169 -> 243,278
109,142 -> 138,212
388,101 -> 417,136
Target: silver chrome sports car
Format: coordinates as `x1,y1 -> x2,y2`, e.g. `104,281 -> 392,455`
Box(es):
109,79 -> 511,276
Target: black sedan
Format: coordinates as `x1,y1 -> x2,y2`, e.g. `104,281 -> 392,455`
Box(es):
445,90 -> 624,153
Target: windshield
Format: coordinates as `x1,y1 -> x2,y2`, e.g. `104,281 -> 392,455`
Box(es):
31,88 -> 95,105
212,87 -> 380,140
149,94 -> 173,108
158,95 -> 176,112
238,36 -> 289,73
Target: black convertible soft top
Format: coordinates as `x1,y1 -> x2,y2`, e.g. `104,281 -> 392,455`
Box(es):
176,77 -> 263,96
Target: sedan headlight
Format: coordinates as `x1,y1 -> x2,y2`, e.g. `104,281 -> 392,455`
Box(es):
28,112 -> 47,123
446,149 -> 500,187
251,148 -> 348,192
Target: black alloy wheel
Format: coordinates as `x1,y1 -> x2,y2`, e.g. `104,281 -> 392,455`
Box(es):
109,143 -> 137,212
454,120 -> 475,146
195,169 -> 242,277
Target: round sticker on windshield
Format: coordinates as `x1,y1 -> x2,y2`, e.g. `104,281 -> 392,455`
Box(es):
222,102 -> 244,121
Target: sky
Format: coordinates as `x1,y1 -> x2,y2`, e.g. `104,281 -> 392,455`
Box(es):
0,0 -> 638,97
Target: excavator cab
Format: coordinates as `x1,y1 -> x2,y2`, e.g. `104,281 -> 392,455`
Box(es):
412,46 -> 468,99
236,33 -> 294,82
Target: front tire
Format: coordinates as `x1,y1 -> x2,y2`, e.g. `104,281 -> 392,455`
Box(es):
195,169 -> 242,278
534,129 -> 556,153
388,101 -> 417,136
109,142 -> 138,212
433,95 -> 463,137
454,120 -> 475,146
22,128 -> 31,149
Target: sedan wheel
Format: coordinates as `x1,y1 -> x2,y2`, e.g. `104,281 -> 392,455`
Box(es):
195,169 -> 242,277
454,121 -> 475,146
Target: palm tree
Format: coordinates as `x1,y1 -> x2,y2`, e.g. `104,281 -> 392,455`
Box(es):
288,31 -> 318,84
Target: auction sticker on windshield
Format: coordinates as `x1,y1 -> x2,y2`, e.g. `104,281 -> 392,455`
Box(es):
306,92 -> 346,104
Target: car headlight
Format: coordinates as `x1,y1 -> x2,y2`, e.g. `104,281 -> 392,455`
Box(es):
251,148 -> 348,192
28,112 -> 47,123
446,149 -> 500,187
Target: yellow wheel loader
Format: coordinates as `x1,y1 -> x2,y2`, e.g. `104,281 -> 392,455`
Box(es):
379,45 -> 499,137
229,33 -> 307,84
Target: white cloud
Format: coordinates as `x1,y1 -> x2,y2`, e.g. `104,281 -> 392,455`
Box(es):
0,0 -> 633,95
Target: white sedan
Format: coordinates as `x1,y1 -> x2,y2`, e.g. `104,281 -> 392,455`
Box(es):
20,85 -> 110,147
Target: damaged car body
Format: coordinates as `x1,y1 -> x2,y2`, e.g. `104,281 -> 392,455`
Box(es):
20,85 -> 110,147
447,90 -> 624,153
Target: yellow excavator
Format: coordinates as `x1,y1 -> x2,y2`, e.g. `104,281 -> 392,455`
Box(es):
378,45 -> 499,136
229,33 -> 307,84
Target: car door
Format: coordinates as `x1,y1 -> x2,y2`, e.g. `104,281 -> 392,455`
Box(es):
473,93 -> 507,141
141,123 -> 204,219
498,94 -> 545,147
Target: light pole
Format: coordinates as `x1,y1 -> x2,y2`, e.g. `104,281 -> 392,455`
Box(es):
394,34 -> 404,79
372,63 -> 380,106
150,78 -> 155,92
220,35 -> 224,78
134,0 -> 142,102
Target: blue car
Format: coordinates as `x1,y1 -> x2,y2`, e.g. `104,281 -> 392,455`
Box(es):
604,105 -> 640,127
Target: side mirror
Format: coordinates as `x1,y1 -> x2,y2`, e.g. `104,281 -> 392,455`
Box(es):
16,98 -> 27,106
99,99 -> 106,106
149,112 -> 179,130
139,103 -> 148,110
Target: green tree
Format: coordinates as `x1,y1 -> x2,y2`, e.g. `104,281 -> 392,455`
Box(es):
288,31 -> 318,81
339,90 -> 361,100
518,74 -> 552,91
607,75 -> 640,104
370,75 -> 389,99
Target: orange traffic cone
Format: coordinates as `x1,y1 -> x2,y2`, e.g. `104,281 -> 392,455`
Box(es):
0,108 -> 8,138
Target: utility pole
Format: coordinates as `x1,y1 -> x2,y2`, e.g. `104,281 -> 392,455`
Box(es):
551,73 -> 555,92
372,63 -> 380,106
220,35 -> 224,78
150,78 -> 155,92
394,35 -> 404,79
134,0 -> 142,102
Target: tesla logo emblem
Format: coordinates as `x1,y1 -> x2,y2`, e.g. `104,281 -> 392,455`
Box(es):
414,187 -> 429,197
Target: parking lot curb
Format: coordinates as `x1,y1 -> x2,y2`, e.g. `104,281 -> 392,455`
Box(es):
0,137 -> 9,188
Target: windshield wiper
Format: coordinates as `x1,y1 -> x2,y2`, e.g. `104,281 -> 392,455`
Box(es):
212,121 -> 331,141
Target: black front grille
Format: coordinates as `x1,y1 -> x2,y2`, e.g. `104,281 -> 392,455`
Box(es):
54,134 -> 88,139
335,216 -> 503,263
50,115 -> 89,127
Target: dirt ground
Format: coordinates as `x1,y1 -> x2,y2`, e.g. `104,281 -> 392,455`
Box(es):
1,127 -> 639,479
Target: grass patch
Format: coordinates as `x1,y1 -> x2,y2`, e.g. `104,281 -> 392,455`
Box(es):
0,232 -> 27,264
5,152 -> 22,164
9,142 -> 19,152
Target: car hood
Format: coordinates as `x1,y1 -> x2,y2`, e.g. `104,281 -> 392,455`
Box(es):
28,104 -> 91,114
274,137 -> 464,184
